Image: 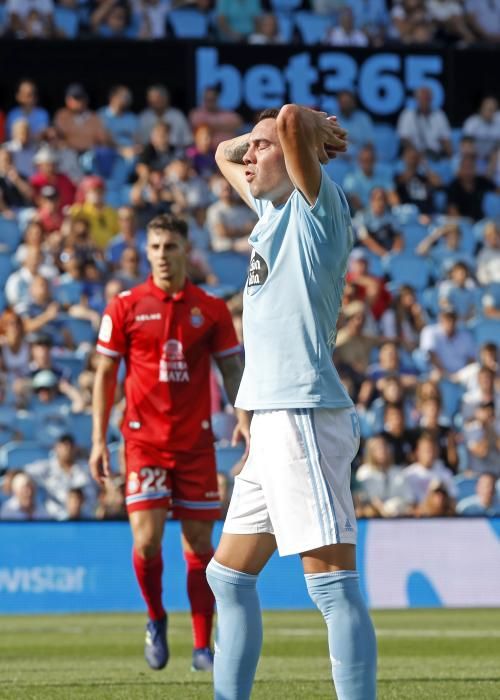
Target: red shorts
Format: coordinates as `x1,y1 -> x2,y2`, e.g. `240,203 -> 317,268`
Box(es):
124,440 -> 221,520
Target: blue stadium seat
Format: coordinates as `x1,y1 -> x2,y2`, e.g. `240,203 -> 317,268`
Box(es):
215,445 -> 245,474
65,412 -> 93,448
0,441 -> 51,470
326,159 -> 352,186
392,204 -> 420,226
35,409 -> 72,448
421,286 -> 440,318
483,192 -> 500,219
473,319 -> 500,346
454,476 -> 477,501
52,280 -> 84,307
200,283 -> 238,299
0,425 -> 17,445
373,124 -> 399,163
108,442 -> 124,474
0,254 -> 14,285
270,0 -> 302,10
168,9 -> 210,38
55,354 -> 86,382
54,6 -> 80,37
481,282 -> 500,308
363,250 -> 385,277
293,11 -> 331,44
211,411 -> 237,442
207,252 -> 249,289
14,412 -> 38,441
386,254 -> 431,291
450,128 -> 462,151
431,159 -> 453,185
472,219 -> 488,242
438,379 -> 464,420
401,223 -> 429,252
59,316 -> 96,345
0,217 -> 22,254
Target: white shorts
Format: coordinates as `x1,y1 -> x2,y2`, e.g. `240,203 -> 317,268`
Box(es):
223,407 -> 360,556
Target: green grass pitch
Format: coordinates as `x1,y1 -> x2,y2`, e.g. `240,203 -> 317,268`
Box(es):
1,609 -> 499,699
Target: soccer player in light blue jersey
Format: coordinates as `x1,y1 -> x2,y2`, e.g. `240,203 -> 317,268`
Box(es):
206,105 -> 377,699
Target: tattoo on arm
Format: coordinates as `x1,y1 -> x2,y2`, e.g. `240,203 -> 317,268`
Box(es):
216,354 -> 244,406
224,141 -> 249,165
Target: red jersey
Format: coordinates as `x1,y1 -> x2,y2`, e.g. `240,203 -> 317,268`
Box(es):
96,277 -> 240,451
30,172 -> 76,209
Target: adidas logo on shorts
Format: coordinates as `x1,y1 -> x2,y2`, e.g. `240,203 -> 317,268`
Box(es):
344,518 -> 354,532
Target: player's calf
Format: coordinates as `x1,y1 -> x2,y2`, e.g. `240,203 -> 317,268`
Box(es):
306,570 -> 377,700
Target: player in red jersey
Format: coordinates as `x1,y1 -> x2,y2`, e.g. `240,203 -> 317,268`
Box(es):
90,214 -> 248,672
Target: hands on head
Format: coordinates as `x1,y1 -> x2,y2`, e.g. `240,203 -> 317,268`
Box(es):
319,114 -> 348,163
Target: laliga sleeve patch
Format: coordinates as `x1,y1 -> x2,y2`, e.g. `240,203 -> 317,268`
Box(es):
98,314 -> 113,342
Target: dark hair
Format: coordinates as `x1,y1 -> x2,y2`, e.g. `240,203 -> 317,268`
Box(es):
108,84 -> 129,100
417,430 -> 435,444
147,214 -> 188,239
481,343 -> 497,354
383,402 -> 403,417
256,108 -> 280,123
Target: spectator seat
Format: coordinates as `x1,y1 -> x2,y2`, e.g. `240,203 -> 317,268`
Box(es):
373,124 -> 399,163
483,192 -> 500,219
52,280 -> 84,307
55,354 -> 86,382
454,476 -> 477,501
386,254 -> 431,291
54,6 -> 80,37
0,253 -> 14,285
59,316 -> 96,345
212,411 -> 237,443
392,204 -> 420,226
473,318 -> 500,345
400,223 -> 429,252
0,441 -> 51,470
438,379 -> 464,421
0,217 -> 22,254
207,252 -> 249,290
168,9 -> 210,38
215,444 -> 245,475
293,11 -> 331,44
65,412 -> 93,448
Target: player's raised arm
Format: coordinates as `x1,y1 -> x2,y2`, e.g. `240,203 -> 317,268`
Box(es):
215,132 -> 254,209
276,105 -> 347,206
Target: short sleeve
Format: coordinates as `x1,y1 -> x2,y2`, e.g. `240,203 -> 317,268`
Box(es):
209,299 -> 241,358
96,296 -> 128,358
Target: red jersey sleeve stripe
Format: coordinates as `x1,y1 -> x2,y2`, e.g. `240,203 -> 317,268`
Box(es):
96,344 -> 123,358
212,344 -> 243,359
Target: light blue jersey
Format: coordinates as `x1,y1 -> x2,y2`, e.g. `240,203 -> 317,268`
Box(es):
236,167 -> 354,410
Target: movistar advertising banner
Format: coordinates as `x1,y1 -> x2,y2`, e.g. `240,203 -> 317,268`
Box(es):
1,519 -> 499,613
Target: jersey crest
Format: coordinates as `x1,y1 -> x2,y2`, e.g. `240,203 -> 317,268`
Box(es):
247,250 -> 269,295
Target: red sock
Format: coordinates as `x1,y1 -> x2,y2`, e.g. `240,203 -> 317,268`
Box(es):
185,549 -> 215,649
132,548 -> 165,621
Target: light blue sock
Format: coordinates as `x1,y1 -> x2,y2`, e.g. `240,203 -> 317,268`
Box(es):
206,559 -> 262,700
305,570 -> 377,700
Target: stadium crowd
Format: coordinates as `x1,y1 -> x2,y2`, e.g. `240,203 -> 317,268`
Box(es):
0,0 -> 500,46
0,71 -> 499,522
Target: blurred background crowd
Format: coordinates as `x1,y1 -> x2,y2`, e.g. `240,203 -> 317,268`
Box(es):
0,0 -> 499,46
0,5 -> 500,523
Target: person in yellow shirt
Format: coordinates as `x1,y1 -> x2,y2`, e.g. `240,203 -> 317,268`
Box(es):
70,176 -> 119,249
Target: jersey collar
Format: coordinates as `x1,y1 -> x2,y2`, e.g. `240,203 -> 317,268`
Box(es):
146,275 -> 192,302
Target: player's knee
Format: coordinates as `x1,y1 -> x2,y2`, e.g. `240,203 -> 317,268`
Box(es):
133,534 -> 162,560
